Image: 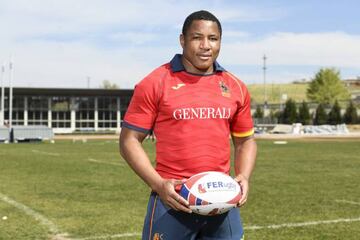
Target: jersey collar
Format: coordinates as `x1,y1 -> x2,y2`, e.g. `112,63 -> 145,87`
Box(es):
170,54 -> 225,73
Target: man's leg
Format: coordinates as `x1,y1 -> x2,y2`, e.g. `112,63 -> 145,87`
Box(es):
199,208 -> 244,240
142,192 -> 201,240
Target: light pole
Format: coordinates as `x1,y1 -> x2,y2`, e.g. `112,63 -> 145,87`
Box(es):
9,58 -> 13,131
0,63 -> 5,125
263,54 -> 267,111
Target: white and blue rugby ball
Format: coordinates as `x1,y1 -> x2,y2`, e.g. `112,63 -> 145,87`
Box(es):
180,171 -> 242,216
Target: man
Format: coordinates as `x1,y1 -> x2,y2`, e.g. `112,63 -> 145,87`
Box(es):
120,10 -> 257,240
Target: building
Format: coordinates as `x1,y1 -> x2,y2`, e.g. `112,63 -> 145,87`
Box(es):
0,87 -> 133,133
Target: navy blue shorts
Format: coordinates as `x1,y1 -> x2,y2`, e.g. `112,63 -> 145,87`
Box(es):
142,192 -> 244,240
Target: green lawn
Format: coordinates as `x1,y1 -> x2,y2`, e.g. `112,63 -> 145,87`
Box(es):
0,139 -> 360,239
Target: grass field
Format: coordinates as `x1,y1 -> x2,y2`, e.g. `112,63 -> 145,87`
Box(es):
1,139 -> 360,240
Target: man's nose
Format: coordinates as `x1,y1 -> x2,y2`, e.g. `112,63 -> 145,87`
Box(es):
200,39 -> 210,50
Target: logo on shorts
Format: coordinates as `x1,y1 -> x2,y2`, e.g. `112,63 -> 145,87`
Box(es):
219,81 -> 231,97
153,233 -> 163,240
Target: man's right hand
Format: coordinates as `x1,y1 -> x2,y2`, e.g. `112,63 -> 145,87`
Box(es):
120,128 -> 192,213
154,179 -> 192,213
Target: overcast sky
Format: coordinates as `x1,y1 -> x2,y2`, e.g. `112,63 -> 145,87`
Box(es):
0,0 -> 359,89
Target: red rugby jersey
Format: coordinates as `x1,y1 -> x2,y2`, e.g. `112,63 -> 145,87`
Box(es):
123,54 -> 254,179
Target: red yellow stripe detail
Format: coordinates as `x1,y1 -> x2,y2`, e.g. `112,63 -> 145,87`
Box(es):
232,128 -> 254,138
148,195 -> 158,240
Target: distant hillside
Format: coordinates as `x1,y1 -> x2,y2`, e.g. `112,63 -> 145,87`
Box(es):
247,83 -> 308,104
247,82 -> 359,105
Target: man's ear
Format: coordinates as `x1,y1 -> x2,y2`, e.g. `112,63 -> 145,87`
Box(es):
179,34 -> 185,49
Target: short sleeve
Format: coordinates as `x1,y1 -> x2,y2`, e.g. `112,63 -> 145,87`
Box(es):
123,76 -> 160,133
230,83 -> 254,137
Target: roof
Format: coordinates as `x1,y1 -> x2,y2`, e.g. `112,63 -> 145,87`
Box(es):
0,87 -> 134,97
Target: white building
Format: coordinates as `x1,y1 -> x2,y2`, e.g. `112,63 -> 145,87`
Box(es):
0,87 -> 133,134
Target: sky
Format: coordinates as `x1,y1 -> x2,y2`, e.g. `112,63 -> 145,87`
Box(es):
0,0 -> 359,89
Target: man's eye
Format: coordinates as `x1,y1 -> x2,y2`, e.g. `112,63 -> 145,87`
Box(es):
210,37 -> 218,41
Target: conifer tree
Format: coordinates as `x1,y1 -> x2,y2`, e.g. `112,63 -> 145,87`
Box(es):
314,103 -> 328,125
327,100 -> 342,124
298,101 -> 311,125
253,105 -> 264,119
282,98 -> 298,124
343,101 -> 358,124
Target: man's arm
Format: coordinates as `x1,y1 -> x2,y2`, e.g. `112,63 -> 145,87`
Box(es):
232,135 -> 257,207
119,127 -> 191,213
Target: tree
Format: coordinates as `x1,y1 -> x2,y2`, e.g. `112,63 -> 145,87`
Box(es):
100,80 -> 119,89
343,101 -> 358,124
253,105 -> 264,119
327,100 -> 342,125
306,68 -> 350,104
274,110 -> 282,123
298,101 -> 311,125
281,98 -> 297,124
314,103 -> 328,125
269,109 -> 278,124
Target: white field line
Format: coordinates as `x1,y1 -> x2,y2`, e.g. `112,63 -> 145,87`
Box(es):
244,217 -> 360,230
32,149 -> 60,157
335,199 -> 360,206
74,216 -> 360,239
73,140 -> 117,145
87,158 -> 125,167
0,192 -> 69,239
73,233 -> 141,240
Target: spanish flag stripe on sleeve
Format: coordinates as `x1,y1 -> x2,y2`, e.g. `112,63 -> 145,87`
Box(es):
231,128 -> 254,138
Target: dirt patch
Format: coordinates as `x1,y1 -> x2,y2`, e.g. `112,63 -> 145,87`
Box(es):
347,124 -> 360,132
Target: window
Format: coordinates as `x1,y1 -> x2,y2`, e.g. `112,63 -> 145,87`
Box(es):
98,97 -> 118,129
74,97 -> 95,130
51,97 -> 71,128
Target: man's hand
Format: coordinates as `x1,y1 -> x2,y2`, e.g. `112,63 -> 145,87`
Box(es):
234,174 -> 249,207
154,179 -> 192,213
120,128 -> 192,214
232,136 -> 257,207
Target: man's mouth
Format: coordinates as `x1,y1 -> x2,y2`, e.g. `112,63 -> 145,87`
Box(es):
198,54 -> 212,61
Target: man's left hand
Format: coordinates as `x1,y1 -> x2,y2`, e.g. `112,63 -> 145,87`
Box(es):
234,174 -> 249,207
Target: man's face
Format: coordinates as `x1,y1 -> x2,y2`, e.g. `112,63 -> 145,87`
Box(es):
180,20 -> 221,74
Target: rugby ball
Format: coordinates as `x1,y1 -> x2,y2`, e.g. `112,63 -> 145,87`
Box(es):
179,171 -> 242,216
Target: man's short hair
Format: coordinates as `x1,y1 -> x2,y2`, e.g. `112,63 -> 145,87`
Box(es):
182,10 -> 222,37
